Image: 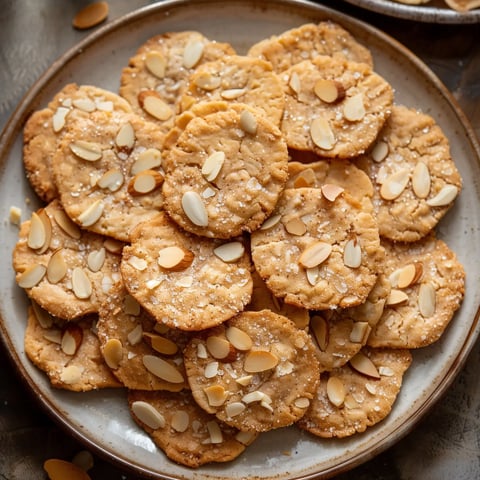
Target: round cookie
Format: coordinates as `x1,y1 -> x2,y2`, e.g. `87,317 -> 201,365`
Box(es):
251,187 -> 385,310
128,389 -> 257,468
180,54 -> 285,125
24,302 -> 122,392
119,31 -> 236,134
297,347 -> 412,438
247,21 -> 373,72
51,110 -> 165,242
120,212 -> 253,331
367,235 -> 465,349
183,310 -> 320,432
281,56 -> 394,158
355,104 -> 462,242
23,83 -> 133,202
97,284 -> 190,391
13,200 -> 123,320
162,102 -> 289,239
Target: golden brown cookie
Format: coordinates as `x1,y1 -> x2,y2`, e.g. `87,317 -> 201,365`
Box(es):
367,235 -> 465,349
281,56 -> 394,158
248,21 -> 373,72
13,200 -> 123,320
128,389 -> 256,468
120,213 -> 252,331
23,83 -> 132,202
297,347 -> 412,438
251,188 -> 385,310
183,310 -> 320,432
355,105 -> 462,242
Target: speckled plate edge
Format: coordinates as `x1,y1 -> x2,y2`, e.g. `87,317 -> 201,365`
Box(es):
1,1 -> 480,479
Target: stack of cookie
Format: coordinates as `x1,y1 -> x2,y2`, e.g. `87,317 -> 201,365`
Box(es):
13,21 -> 465,468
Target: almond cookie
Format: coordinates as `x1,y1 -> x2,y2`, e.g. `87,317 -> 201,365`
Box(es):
12,200 -> 123,320
180,55 -> 285,125
24,302 -> 122,392
356,105 -> 462,242
119,31 -> 236,134
183,310 -> 320,432
97,284 -> 190,391
309,274 -> 391,371
128,389 -> 256,468
281,56 -> 394,158
120,212 -> 252,331
248,21 -> 373,72
297,347 -> 412,438
23,83 -> 133,202
161,102 -> 288,239
51,110 -> 165,242
367,235 -> 465,349
251,188 -> 385,310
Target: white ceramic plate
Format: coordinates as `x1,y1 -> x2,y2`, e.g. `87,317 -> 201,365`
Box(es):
1,1 -> 480,479
343,0 -> 480,23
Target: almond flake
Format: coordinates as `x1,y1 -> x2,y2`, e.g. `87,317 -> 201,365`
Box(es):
60,365 -> 83,384
72,97 -> 96,112
378,366 -> 394,377
242,390 -> 271,404
47,249 -> 67,283
284,217 -> 307,236
219,87 -> 246,100
145,51 -> 167,79
87,248 -> 106,272
127,324 -> 143,345
239,109 -> 257,134
349,322 -> 370,343
225,402 -> 246,418
181,191 -> 208,226
426,184 -> 458,207
193,73 -> 222,90
244,350 -> 279,373
171,410 -> 190,432
143,333 -> 178,355
206,336 -> 235,361
260,214 -> 281,230
157,245 -> 194,271
306,266 -> 320,286
61,324 -> 83,356
183,40 -> 204,68
131,148 -> 162,175
131,400 -> 165,429
343,93 -> 366,121
314,79 -> 345,103
395,263 -> 423,289
387,289 -> 409,306
77,199 -> 104,227
236,375 -> 252,386
202,151 -> 225,182
371,140 -> 389,162
128,170 -> 164,195
294,397 -> 310,409
321,183 -> 344,201
138,91 -> 173,121
293,168 -> 316,188
343,238 -> 362,268
72,267 -> 92,299
43,329 -> 63,344
204,385 -> 229,407
418,282 -> 436,317
53,209 -> 81,239
97,168 -> 124,192
43,458 -> 90,480
380,169 -> 410,200
142,355 -> 184,383
225,326 -> 252,351
349,352 -> 380,379
32,301 -> 53,329
127,255 -> 148,271
115,122 -> 135,154
69,140 -> 103,161
327,376 -> 346,407
412,161 -> 431,199
9,205 -> 22,225
213,241 -> 245,263
28,211 -> 48,250
310,314 -> 328,351
289,71 -> 301,94
52,106 -> 70,132
206,420 -> 223,444
204,361 -> 219,378
299,241 -> 332,269
310,117 -> 335,150
17,264 -> 46,289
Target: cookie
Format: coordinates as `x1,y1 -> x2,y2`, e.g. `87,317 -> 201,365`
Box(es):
161,102 -> 289,238
367,234 -> 465,349
128,389 -> 256,468
297,347 -> 412,438
119,31 -> 236,134
13,200 -> 123,320
97,284 -> 190,391
248,21 -> 373,72
281,56 -> 394,158
24,302 -> 122,392
180,54 -> 285,125
23,83 -> 133,202
51,110 -> 165,242
183,310 -> 320,432
251,187 -> 385,310
355,105 -> 462,242
120,212 -> 253,331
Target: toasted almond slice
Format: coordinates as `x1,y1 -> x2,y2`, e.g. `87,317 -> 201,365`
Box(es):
157,245 -> 194,271
343,93 -> 366,121
310,117 -> 335,150
9,205 -> 22,225
194,72 -> 222,90
206,420 -> 223,444
72,267 -> 92,299
202,151 -> 225,182
213,241 -> 245,263
225,402 -> 246,418
127,324 -> 143,346
204,385 -> 229,407
306,266 -> 319,286
310,314 -> 328,351
72,98 -> 96,112
294,397 -> 311,409
47,249 -> 67,283
131,148 -> 162,175
43,458 -> 91,480
103,339 -> 123,369
343,238 -> 362,268
242,390 -> 271,404
52,106 -> 70,132
412,161 -> 431,199
380,169 -> 410,200
387,289 -> 409,306
289,71 -> 301,94
244,350 -> 279,373
204,361 -> 219,378
314,79 -> 345,103
236,375 -> 253,386
143,333 -> 178,355
293,168 -> 316,188
371,140 -> 389,162
69,140 -> 103,161
239,109 -> 257,134
53,209 -> 81,239
299,241 -> 332,269
60,365 -> 83,384
72,1 -> 108,29
87,247 -> 106,273
115,122 -> 135,154
225,326 -> 252,351
396,262 -> 423,289
206,336 -> 235,361
77,200 -> 104,227
128,170 -> 164,195
326,376 -> 345,407
28,212 -> 47,250
131,400 -> 165,429
181,191 -> 208,226
138,91 -> 173,121
143,355 -> 184,383
284,217 -> 307,236
61,324 -> 83,356
171,410 -> 190,432
202,186 -> 216,198
321,183 -> 344,202
426,184 -> 458,207
183,40 -> 204,69
349,351 -> 380,379
418,282 -> 436,317
349,322 -> 371,344
97,168 -> 124,192
17,264 -> 46,289
32,301 -> 53,329
259,214 -> 281,230
127,255 -> 148,271
221,88 -> 247,100
145,51 -> 167,79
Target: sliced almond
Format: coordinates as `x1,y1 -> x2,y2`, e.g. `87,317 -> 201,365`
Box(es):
60,365 -> 83,384
284,217 -> 307,236
259,214 -> 281,230
43,458 -> 91,480
69,140 -> 103,162
343,93 -> 366,121
53,209 -> 81,239
294,397 -> 311,409
349,322 -> 371,344
115,122 -> 135,155
239,109 -> 257,134
426,184 -> 458,207
225,402 -> 246,418
289,71 -> 301,95
52,106 -> 70,132
418,282 -> 436,317
349,351 -> 380,379
242,390 -> 271,404
206,336 -> 235,361
306,266 -> 320,286
127,324 -> 143,346
310,314 -> 328,351
387,288 -> 409,306
206,420 -> 223,444
28,212 -> 48,251
181,191 -> 208,227
225,326 -> 252,351
396,262 -> 423,289
193,72 -> 222,90
171,410 -> 190,432
77,200 -> 104,227
213,241 -> 245,263
143,333 -> 178,355
204,385 -> 229,407
236,375 -> 253,386
204,361 -> 219,378
412,161 -> 431,199
157,245 -> 194,271
143,355 -> 184,383
293,168 -> 316,188
131,400 -> 165,429
17,264 -> 46,289
321,184 -> 344,202
371,140 -> 389,162
138,91 -> 173,121
380,169 -> 410,200
145,51 -> 167,79
244,350 -> 279,373
202,151 -> 225,182
131,148 -> 162,175
32,301 -> 53,329
71,267 -> 92,299
127,255 -> 148,271
61,324 -> 83,356
72,98 -> 96,112
327,376 -> 346,407
314,79 -> 345,103
87,248 -> 106,273
72,1 -> 108,29
128,170 -> 164,195
97,168 -> 124,192
343,238 -> 362,268
310,117 -> 335,150
221,88 -> 247,100
47,249 -> 67,284
299,241 -> 332,269
183,40 -> 204,69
